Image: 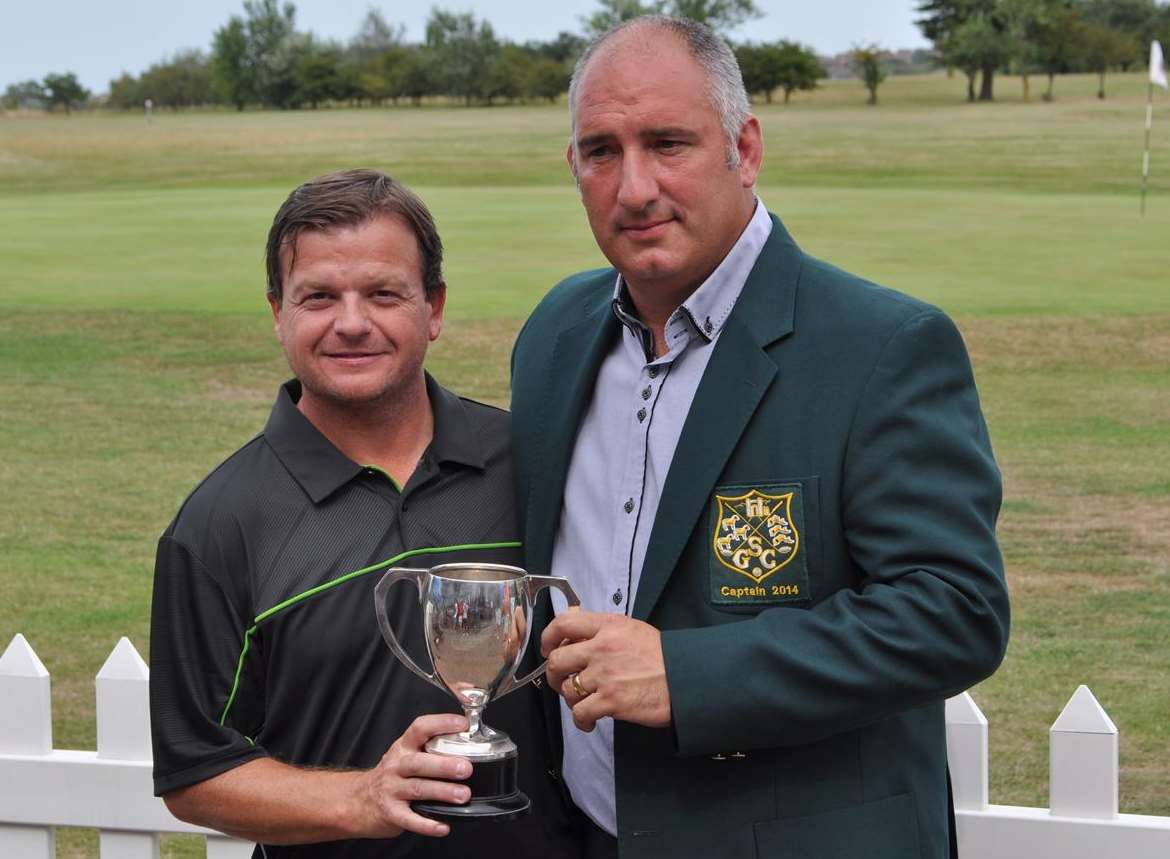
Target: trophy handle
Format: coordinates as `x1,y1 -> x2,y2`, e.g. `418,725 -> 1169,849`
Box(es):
495,574 -> 581,699
374,567 -> 446,693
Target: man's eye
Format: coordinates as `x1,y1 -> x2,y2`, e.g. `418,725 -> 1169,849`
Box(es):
657,140 -> 683,153
586,145 -> 611,159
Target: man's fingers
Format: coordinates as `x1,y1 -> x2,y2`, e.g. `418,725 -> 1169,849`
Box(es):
400,713 -> 468,750
545,638 -> 591,682
540,609 -> 603,656
402,813 -> 451,838
571,695 -> 604,732
397,750 -> 473,782
398,776 -> 472,806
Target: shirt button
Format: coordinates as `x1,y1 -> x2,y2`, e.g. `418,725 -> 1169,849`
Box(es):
612,589 -> 623,605
704,317 -> 714,335
641,387 -> 652,400
624,498 -> 635,514
637,408 -> 647,422
648,367 -> 659,379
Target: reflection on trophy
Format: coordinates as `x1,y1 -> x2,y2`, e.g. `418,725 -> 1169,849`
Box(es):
374,562 -> 579,821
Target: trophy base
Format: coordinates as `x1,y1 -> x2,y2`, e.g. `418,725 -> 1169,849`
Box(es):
412,790 -> 531,822
412,752 -> 530,822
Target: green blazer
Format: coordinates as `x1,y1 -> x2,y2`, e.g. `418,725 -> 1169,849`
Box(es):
511,216 -> 1009,859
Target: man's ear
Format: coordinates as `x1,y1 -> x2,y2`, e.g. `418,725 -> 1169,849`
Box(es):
566,142 -> 579,186
736,115 -> 764,188
268,293 -> 283,343
427,283 -> 447,342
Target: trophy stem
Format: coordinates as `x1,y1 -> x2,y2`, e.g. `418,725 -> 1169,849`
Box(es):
465,702 -> 484,737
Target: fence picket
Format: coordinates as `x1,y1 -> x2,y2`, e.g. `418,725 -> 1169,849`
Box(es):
96,637 -> 152,762
1050,684 -> 1119,820
0,636 -> 56,856
100,829 -> 160,859
945,692 -> 989,811
0,823 -> 55,859
0,634 -> 53,754
207,833 -> 258,858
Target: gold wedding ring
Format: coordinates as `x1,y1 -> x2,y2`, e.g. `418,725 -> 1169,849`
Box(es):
570,671 -> 589,698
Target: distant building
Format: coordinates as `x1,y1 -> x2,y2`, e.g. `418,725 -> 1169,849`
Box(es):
820,48 -> 938,80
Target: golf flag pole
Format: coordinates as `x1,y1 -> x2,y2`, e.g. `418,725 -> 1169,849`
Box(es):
1142,40 -> 1169,215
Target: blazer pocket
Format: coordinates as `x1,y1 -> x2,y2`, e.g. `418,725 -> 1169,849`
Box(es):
752,793 -> 920,859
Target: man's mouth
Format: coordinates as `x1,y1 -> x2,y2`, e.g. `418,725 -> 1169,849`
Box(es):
326,352 -> 384,363
620,218 -> 673,238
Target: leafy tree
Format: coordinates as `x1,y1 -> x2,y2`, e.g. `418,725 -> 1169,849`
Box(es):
42,72 -> 89,114
947,13 -> 1012,102
916,0 -> 1006,100
772,41 -> 824,104
1078,19 -> 1136,98
244,0 -> 300,108
527,57 -> 571,102
1034,4 -> 1083,100
737,41 -> 823,104
583,0 -> 664,38
668,0 -> 761,32
136,50 -> 215,109
295,40 -> 345,108
999,0 -> 1060,101
735,44 -> 771,101
347,7 -> 404,66
529,31 -> 587,64
850,45 -> 887,105
389,46 -> 439,106
1079,0 -> 1155,70
2,80 -> 47,110
584,0 -> 760,37
425,9 -> 499,105
106,73 -> 142,110
484,45 -> 533,104
212,16 -> 252,109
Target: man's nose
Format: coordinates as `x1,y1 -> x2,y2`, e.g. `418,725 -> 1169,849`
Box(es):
616,151 -> 658,211
333,295 -> 372,336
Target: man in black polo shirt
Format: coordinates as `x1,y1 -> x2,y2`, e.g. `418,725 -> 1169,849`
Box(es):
149,169 -> 576,857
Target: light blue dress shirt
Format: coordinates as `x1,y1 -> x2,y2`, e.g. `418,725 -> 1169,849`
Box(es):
549,200 -> 773,835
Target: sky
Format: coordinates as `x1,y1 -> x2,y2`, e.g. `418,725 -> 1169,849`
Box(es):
2,1 -> 930,93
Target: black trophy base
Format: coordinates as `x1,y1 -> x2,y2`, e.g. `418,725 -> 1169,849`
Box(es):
412,753 -> 530,822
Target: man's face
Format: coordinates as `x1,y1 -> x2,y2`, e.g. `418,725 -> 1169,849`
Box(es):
568,31 -> 762,302
269,214 -> 444,415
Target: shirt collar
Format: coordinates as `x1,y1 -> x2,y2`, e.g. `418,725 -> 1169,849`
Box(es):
264,373 -> 486,504
610,198 -> 773,353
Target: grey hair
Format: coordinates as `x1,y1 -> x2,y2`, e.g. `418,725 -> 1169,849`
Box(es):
568,15 -> 750,168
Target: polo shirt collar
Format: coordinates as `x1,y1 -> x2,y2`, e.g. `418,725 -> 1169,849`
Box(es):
264,374 -> 486,504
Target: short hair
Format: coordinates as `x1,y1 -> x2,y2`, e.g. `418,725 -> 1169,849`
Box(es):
265,168 -> 444,303
568,15 -> 750,167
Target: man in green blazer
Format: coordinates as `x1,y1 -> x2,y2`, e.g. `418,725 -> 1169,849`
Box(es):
510,16 -> 1009,859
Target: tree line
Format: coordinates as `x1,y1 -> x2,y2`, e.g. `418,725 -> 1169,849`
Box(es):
2,0 -> 787,112
5,0 -> 1167,113
918,0 -> 1170,102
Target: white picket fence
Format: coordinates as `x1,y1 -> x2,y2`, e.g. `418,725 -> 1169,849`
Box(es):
2,634 -> 1169,859
0,635 -> 251,858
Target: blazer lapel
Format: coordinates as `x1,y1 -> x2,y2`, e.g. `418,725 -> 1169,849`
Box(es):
523,293 -> 619,574
632,217 -> 802,620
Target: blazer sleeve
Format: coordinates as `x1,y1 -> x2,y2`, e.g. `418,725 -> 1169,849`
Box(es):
662,309 -> 1010,756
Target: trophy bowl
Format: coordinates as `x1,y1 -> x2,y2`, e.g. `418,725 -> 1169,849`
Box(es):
374,562 -> 578,822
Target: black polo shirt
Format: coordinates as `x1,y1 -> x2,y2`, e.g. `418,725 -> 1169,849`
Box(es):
149,376 -> 576,858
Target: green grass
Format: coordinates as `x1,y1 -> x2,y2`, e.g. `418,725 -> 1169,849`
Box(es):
1,71 -> 1169,856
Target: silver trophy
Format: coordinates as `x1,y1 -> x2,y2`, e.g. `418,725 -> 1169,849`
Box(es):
374,562 -> 579,821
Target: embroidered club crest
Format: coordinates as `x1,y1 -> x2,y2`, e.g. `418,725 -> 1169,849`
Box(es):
712,489 -> 800,583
